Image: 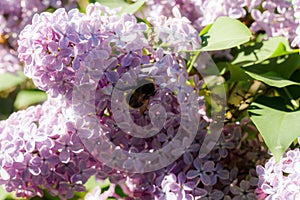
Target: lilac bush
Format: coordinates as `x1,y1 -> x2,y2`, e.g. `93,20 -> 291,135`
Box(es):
1,0 -> 300,200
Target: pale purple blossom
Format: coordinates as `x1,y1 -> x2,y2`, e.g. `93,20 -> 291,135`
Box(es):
251,0 -> 298,41
0,97 -> 99,199
256,148 -> 300,199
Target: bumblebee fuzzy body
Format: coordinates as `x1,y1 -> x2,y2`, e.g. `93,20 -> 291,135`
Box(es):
126,78 -> 156,113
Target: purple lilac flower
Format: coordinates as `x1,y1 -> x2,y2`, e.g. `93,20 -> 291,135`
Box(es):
256,148 -> 300,199
13,3 -> 270,200
251,0 -> 298,41
230,180 -> 257,200
0,97 -> 99,199
17,3 -> 150,98
292,0 -> 300,48
0,0 -> 78,74
140,0 -> 247,31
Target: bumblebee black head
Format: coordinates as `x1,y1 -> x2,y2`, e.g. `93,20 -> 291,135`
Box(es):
126,78 -> 156,109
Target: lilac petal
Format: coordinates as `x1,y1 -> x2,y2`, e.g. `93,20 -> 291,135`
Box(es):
185,194 -> 194,200
71,174 -> 82,184
73,57 -> 81,70
29,165 -> 41,176
66,189 -> 74,199
25,141 -> 35,153
106,71 -> 119,83
240,180 -> 250,190
178,172 -> 186,184
183,181 -> 196,191
186,170 -> 199,179
256,165 -> 265,176
183,152 -> 194,165
194,188 -> 208,197
14,152 -> 24,163
40,163 -> 49,176
200,174 -> 212,186
211,190 -> 224,200
12,162 -> 25,170
59,48 -> 73,57
169,182 -> 179,191
59,149 -> 71,163
203,161 -> 215,170
70,143 -> 84,154
47,155 -> 60,166
59,182 -> 70,190
218,169 -> 229,180
193,158 -> 202,170
166,192 -> 177,199
22,169 -> 31,180
230,185 -> 242,195
0,168 -> 10,180
75,184 -> 86,192
5,143 -> 15,154
47,42 -> 59,52
31,157 -> 42,166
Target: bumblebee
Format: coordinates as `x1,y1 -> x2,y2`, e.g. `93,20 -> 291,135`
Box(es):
126,77 -> 156,113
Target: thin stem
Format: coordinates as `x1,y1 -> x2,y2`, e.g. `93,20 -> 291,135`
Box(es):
283,87 -> 299,110
187,51 -> 201,74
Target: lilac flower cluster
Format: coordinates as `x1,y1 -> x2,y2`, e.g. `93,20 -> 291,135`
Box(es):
109,119 -> 261,200
0,97 -> 99,199
250,0 -> 298,41
14,2 -> 267,200
140,0 -> 248,31
141,0 -> 300,46
256,148 -> 300,199
17,4 -> 200,98
292,0 -> 300,48
0,0 -> 77,74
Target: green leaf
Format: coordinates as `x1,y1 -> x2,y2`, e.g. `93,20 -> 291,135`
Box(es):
199,23 -> 213,37
0,187 -> 12,200
233,36 -> 298,66
242,53 -> 300,79
200,16 -> 251,51
96,0 -> 145,15
14,90 -> 47,110
0,71 -> 27,92
245,71 -> 300,87
121,0 -> 145,15
249,97 -> 300,161
85,177 -> 110,192
78,0 -> 89,12
227,63 -> 252,82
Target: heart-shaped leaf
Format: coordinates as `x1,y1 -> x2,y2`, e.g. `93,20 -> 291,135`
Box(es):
201,16 -> 251,51
249,99 -> 300,161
